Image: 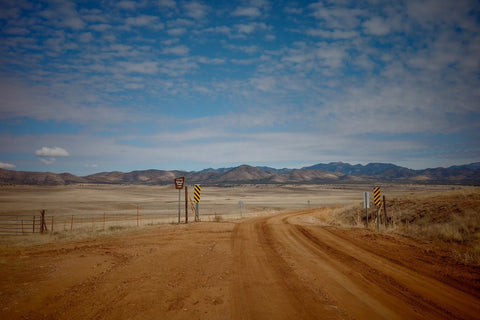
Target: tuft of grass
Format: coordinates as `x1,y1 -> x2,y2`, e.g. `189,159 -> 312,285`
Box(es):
213,213 -> 223,222
108,225 -> 126,231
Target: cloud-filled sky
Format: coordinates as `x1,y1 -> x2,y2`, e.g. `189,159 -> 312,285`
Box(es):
0,0 -> 479,175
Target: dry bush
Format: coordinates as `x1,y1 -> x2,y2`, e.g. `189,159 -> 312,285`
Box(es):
335,187 -> 480,265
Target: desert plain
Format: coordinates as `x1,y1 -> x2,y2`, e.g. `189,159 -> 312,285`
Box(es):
0,183 -> 479,319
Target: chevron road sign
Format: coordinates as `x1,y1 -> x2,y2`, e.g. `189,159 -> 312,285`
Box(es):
373,187 -> 382,207
194,185 -> 201,203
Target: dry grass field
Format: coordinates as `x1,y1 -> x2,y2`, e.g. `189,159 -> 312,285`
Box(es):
336,187 -> 480,265
0,183 -> 458,239
1,184 -> 479,319
0,183 -> 459,216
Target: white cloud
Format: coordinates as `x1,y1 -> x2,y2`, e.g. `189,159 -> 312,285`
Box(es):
36,147 -> 69,166
197,57 -> 225,64
232,7 -> 262,18
251,76 -> 277,92
118,61 -> 159,74
79,32 -> 93,43
39,158 -> 57,165
125,83 -> 145,89
203,26 -> 231,35
284,6 -> 303,15
234,22 -> 269,34
159,0 -> 176,8
53,0 -> 86,30
35,147 -> 70,157
225,44 -> 258,54
163,45 -> 190,55
308,3 -> 366,29
117,1 -> 137,10
90,24 -> 111,32
4,27 -> 30,35
363,17 -> 391,35
167,27 -> 187,36
307,29 -> 358,39
125,15 -> 160,27
0,162 -> 16,169
183,1 -> 209,19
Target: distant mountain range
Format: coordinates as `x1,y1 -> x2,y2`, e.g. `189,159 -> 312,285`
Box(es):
1,162 -> 479,186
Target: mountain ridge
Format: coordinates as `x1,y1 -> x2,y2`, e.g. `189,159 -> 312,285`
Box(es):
1,162 -> 479,185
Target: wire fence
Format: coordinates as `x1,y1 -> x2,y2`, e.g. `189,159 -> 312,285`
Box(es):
0,205 -> 285,236
0,214 -> 43,235
0,211 -> 181,236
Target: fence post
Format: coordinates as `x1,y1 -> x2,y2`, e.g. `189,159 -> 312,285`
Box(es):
70,215 -> 73,233
33,215 -> 35,233
185,186 -> 188,224
383,195 -> 388,228
103,212 -> 106,231
40,211 -> 44,234
137,205 -> 139,227
51,216 -> 54,233
21,219 -> 24,234
40,210 -> 47,234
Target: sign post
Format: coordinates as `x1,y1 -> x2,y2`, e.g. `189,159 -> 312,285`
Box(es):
364,192 -> 370,227
373,186 -> 382,231
174,177 -> 185,224
193,185 -> 201,221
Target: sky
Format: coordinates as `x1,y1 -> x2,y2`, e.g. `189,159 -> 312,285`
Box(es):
0,0 -> 479,175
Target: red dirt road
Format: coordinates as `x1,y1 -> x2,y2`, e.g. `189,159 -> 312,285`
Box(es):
1,208 -> 479,319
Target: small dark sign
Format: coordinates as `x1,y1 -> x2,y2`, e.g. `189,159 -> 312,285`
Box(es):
174,177 -> 185,189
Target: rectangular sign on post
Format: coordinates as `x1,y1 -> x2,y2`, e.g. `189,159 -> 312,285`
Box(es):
174,177 -> 185,189
174,177 -> 185,224
364,192 -> 370,209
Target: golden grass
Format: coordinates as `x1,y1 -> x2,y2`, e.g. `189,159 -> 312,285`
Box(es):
335,187 -> 480,265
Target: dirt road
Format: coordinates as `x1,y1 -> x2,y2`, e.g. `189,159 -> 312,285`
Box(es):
1,208 -> 479,319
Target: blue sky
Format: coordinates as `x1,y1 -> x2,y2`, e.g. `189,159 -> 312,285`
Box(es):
0,0 -> 479,175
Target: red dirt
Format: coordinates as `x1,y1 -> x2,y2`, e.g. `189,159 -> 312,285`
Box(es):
1,208 -> 479,319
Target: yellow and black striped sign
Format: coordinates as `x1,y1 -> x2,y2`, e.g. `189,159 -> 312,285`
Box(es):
193,185 -> 201,203
373,187 -> 382,207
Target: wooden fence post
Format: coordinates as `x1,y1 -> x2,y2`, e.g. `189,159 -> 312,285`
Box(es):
70,215 -> 73,233
33,215 -> 35,233
40,211 -> 44,234
40,210 -> 47,234
137,205 -> 139,227
185,186 -> 188,224
51,216 -> 54,233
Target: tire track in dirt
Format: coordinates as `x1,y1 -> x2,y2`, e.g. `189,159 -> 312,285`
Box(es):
230,215 -> 344,319
231,210 -> 480,320
294,225 -> 480,319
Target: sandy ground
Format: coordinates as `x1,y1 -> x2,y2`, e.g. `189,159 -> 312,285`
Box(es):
1,207 -> 479,320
